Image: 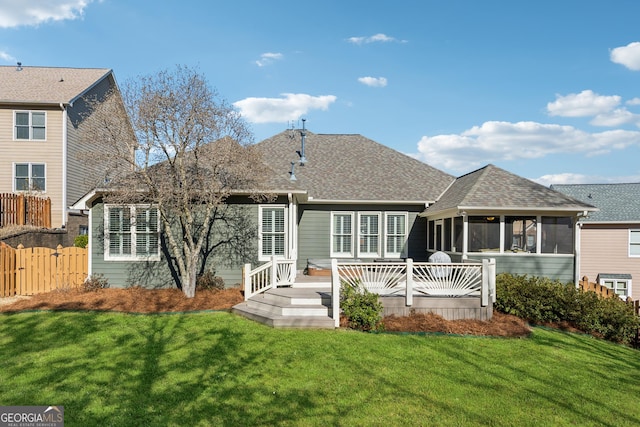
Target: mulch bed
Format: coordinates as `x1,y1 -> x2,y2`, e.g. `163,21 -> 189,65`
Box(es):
0,287 -> 531,337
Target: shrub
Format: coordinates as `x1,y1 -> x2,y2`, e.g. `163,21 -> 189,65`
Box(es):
73,234 -> 88,248
495,273 -> 640,346
196,271 -> 225,291
82,274 -> 109,292
340,282 -> 384,332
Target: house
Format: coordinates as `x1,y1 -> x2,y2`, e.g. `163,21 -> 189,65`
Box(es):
74,127 -> 596,289
552,183 -> 640,298
0,64 -> 133,230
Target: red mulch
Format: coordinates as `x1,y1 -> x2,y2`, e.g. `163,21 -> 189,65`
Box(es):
0,288 -> 531,337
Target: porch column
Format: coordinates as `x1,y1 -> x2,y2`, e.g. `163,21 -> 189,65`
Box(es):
406,258 -> 413,307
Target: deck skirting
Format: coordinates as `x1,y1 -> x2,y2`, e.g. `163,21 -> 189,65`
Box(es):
380,295 -> 493,321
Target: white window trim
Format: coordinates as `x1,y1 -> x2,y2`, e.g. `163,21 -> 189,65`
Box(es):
104,204 -> 160,261
258,205 -> 288,261
599,277 -> 632,299
629,229 -> 640,258
13,162 -> 46,192
330,212 -> 354,258
384,212 -> 409,258
358,212 -> 382,258
14,110 -> 47,141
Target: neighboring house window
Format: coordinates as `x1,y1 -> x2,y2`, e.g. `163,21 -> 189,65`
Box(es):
630,230 -> 640,257
541,217 -> 573,254
359,213 -> 380,257
15,111 -> 46,140
260,206 -> 286,260
105,205 -> 160,261
599,278 -> 630,298
468,216 -> 500,252
331,212 -> 353,257
385,213 -> 407,257
505,216 -> 537,252
14,163 -> 46,191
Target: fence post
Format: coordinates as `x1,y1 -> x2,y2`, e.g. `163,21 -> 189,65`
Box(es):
243,263 -> 251,301
331,258 -> 340,328
271,256 -> 278,289
406,258 -> 413,307
17,194 -> 25,225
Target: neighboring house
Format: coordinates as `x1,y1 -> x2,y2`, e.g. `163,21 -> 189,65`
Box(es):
552,183 -> 640,298
0,64 -> 132,230
75,128 -> 595,288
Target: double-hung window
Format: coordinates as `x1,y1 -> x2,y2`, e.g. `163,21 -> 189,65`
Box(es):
105,205 -> 160,261
14,163 -> 46,191
331,212 -> 353,257
630,230 -> 640,257
359,213 -> 380,257
260,206 -> 286,260
385,213 -> 407,257
15,111 -> 46,140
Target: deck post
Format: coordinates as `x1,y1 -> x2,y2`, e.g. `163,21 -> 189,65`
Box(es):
331,258 -> 340,328
243,263 -> 251,301
481,259 -> 489,306
271,256 -> 278,289
489,258 -> 496,303
406,258 -> 413,307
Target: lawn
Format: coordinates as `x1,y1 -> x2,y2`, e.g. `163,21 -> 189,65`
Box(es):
0,311 -> 638,426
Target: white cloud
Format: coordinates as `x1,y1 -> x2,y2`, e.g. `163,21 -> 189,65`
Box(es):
610,41 -> 640,71
0,0 -> 96,28
415,120 -> 640,173
347,33 -> 406,45
590,108 -> 640,127
255,52 -> 283,67
534,172 -> 640,186
547,90 -> 621,117
627,97 -> 640,106
233,93 -> 337,124
0,50 -> 16,63
357,76 -> 387,87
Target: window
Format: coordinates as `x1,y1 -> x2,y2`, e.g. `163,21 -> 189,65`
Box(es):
385,213 -> 407,257
541,217 -> 573,254
630,230 -> 640,257
453,217 -> 463,252
105,205 -> 159,261
14,163 -> 45,191
15,111 -> 46,140
331,212 -> 353,257
599,275 -> 631,298
505,216 -> 537,252
359,213 -> 380,256
468,216 -> 500,252
260,206 -> 286,259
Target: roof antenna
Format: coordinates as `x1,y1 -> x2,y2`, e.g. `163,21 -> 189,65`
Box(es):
289,161 -> 297,181
298,118 -> 307,165
16,62 -> 23,71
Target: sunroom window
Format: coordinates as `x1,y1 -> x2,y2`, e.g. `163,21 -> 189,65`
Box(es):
468,216 -> 500,252
541,217 -> 573,254
505,216 -> 537,252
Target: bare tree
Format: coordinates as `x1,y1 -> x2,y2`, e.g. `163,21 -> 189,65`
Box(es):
84,66 -> 271,297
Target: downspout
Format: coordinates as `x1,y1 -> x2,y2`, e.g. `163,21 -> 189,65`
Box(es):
461,212 -> 469,260
60,103 -> 68,228
88,206 -> 93,277
575,219 -> 582,287
288,193 -> 297,262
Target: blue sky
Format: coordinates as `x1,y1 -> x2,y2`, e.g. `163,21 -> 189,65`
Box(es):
2,0 -> 640,185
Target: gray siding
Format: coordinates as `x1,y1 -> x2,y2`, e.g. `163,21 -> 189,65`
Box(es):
464,253 -> 576,283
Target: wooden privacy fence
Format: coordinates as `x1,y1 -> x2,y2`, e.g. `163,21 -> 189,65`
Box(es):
0,193 -> 51,228
0,242 -> 88,297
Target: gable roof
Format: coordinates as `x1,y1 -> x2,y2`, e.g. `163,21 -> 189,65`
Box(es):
424,164 -> 596,216
256,130 -> 455,203
551,183 -> 640,223
0,65 -> 112,106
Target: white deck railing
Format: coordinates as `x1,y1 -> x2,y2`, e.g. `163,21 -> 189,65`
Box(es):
331,258 -> 496,327
243,257 -> 296,300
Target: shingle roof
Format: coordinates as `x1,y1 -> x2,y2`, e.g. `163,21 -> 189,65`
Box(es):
551,183 -> 640,222
256,130 -> 455,202
425,164 -> 595,214
0,65 -> 112,105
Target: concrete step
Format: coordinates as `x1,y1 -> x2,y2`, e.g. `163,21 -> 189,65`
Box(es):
232,302 -> 336,329
246,299 -> 331,316
259,287 -> 332,306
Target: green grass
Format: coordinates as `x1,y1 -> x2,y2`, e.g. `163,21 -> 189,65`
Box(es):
0,311 -> 638,426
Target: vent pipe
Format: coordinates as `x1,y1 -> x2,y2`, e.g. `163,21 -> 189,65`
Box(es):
299,118 -> 307,165
289,162 -> 297,181
16,62 -> 23,71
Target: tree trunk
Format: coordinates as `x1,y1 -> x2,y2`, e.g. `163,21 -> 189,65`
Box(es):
183,255 -> 199,298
